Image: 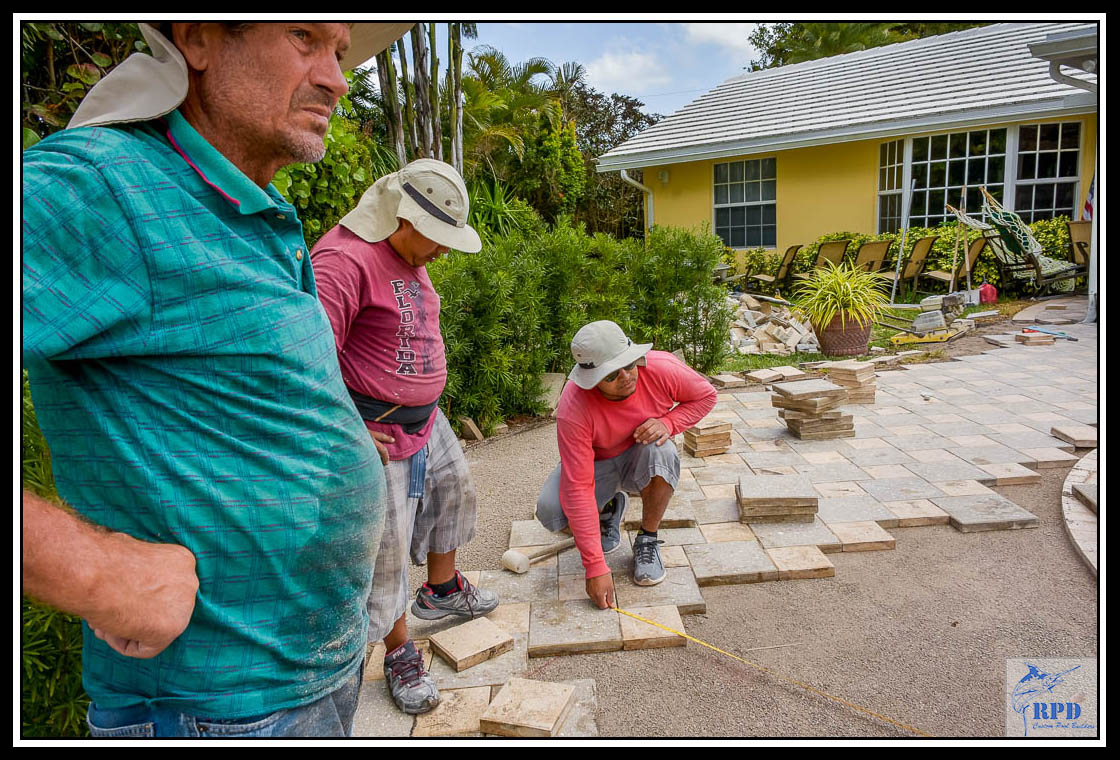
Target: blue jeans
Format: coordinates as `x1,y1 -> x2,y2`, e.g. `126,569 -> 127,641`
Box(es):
86,662 -> 364,738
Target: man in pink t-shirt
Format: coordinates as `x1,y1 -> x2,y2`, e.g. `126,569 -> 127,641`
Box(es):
536,321 -> 717,610
311,159 -> 498,716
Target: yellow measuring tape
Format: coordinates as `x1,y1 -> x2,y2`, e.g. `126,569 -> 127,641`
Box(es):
613,606 -> 933,738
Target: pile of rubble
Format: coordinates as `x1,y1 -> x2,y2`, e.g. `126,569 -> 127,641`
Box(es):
727,293 -> 819,356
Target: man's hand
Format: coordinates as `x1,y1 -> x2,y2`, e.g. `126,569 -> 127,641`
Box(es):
585,572 -> 615,610
369,430 -> 395,465
633,418 -> 671,446
87,532 -> 199,659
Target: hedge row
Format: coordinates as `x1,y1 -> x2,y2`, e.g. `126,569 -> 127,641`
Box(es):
430,221 -> 734,434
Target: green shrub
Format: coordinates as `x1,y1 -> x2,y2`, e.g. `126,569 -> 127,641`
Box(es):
21,371 -> 89,737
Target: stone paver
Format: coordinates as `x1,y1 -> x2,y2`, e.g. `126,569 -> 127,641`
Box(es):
828,521 -> 896,551
765,545 -> 836,579
618,605 -> 688,650
1019,447 -> 1080,468
413,686 -> 491,737
976,462 -> 1042,486
1050,424 -> 1098,448
699,522 -> 757,542
931,494 -> 1041,532
612,566 -> 707,614
816,495 -> 898,527
904,460 -> 993,483
481,678 -> 576,737
528,601 -> 623,658
858,476 -> 946,502
881,499 -> 951,527
950,445 -> 1036,466
690,497 -> 741,525
684,540 -> 779,585
748,518 -> 842,553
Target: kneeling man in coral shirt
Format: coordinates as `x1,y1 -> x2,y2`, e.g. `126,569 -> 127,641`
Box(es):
536,321 -> 717,609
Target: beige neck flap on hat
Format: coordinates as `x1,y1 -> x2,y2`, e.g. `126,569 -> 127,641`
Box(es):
68,24 -> 188,131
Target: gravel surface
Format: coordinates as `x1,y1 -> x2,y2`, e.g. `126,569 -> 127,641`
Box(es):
410,421 -> 1099,739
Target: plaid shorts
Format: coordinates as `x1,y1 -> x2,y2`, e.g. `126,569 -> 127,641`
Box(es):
366,408 -> 477,641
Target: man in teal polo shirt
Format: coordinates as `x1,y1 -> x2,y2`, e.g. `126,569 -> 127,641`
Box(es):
21,22 -> 410,737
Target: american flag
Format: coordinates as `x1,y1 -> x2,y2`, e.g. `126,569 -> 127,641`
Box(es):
1082,176 -> 1094,221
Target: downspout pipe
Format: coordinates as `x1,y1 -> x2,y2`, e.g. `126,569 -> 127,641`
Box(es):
620,169 -> 654,237
1049,61 -> 1097,94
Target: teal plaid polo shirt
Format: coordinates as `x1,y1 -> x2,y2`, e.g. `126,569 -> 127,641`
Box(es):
22,111 -> 385,718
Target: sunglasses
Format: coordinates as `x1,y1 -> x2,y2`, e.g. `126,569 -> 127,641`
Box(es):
602,360 -> 639,383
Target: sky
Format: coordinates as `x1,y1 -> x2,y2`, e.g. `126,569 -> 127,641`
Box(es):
466,22 -> 762,117
373,21 -> 763,119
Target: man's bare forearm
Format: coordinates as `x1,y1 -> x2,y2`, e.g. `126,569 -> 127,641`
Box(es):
22,489 -> 199,658
22,489 -> 112,619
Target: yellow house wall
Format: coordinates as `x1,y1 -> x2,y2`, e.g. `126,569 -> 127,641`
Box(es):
643,114 -> 1097,263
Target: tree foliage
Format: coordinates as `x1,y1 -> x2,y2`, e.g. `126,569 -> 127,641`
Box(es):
747,22 -> 991,70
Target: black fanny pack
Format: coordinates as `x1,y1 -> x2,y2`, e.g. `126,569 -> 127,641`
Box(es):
348,389 -> 438,435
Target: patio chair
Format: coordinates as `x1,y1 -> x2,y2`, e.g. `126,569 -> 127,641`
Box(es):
750,244 -> 801,293
881,235 -> 937,295
977,187 -> 1085,294
1067,220 -> 1092,268
920,235 -> 988,292
793,239 -> 851,280
853,239 -> 893,273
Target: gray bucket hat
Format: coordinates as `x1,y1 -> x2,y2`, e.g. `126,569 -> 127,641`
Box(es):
340,158 -> 482,253
68,22 -> 412,130
568,321 -> 652,390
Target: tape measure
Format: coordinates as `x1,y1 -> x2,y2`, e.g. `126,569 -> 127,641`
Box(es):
614,606 -> 934,738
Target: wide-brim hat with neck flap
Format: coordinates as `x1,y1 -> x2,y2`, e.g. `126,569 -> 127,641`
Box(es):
68,22 -> 413,130
568,320 -> 652,390
340,158 -> 482,253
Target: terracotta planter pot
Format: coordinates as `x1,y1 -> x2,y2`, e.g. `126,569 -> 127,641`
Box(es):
814,314 -> 872,357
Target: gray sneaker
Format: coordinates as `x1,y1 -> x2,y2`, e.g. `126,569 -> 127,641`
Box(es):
411,570 -> 499,620
600,492 -> 628,554
632,533 -> 666,586
384,640 -> 439,715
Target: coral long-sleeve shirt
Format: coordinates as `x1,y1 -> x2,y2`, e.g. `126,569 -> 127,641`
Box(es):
555,351 -> 717,578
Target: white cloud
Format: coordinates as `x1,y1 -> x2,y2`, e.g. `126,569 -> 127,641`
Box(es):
585,50 -> 672,95
682,22 -> 759,52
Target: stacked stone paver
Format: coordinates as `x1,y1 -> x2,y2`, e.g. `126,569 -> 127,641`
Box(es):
355,313 -> 1098,736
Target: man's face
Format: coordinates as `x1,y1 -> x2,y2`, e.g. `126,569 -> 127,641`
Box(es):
197,23 -> 351,167
596,362 -> 639,401
391,221 -> 451,268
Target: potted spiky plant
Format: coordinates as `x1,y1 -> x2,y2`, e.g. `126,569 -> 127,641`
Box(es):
793,262 -> 890,357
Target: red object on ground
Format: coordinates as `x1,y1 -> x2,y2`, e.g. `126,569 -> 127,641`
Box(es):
979,281 -> 998,304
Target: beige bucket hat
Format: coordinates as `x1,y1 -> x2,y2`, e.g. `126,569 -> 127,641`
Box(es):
68,22 -> 412,130
340,158 -> 482,253
568,321 -> 652,390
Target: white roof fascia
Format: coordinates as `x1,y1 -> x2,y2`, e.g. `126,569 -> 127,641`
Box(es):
596,93 -> 1096,173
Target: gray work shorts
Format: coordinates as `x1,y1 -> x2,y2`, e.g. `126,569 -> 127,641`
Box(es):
535,441 -> 680,531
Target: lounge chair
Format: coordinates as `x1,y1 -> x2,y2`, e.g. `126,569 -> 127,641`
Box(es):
793,239 -> 850,280
920,236 -> 988,292
881,235 -> 936,294
750,244 -> 801,293
1067,220 -> 1092,268
853,240 -> 893,273
977,187 -> 1084,294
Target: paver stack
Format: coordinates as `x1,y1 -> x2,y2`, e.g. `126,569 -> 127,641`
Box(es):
770,378 -> 854,439
684,419 -> 732,457
735,473 -> 818,523
823,360 -> 877,404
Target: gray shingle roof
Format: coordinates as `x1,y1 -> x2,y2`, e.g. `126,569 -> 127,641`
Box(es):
597,22 -> 1097,172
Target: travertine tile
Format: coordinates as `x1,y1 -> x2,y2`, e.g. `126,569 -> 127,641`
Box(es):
750,465 -> 800,476
612,566 -> 707,614
617,605 -> 687,650
701,483 -> 739,500
904,448 -> 960,463
1019,447 -> 1079,468
558,574 -> 585,601
485,602 -> 531,635
881,500 -> 950,527
766,545 -> 836,580
691,497 -> 741,525
481,678 -> 576,737
747,518 -> 842,553
817,495 -> 897,527
429,633 -> 530,690
509,520 -> 567,549
558,539 -> 633,577
813,481 -> 868,498
684,540 -> 779,585
977,462 -> 1042,486
861,464 -> 914,480
555,679 -> 601,738
478,565 -> 559,606
661,544 -> 690,567
931,494 -> 1040,532
413,686 -> 491,737
800,451 -> 851,464
528,601 -> 623,658
699,522 -> 756,543
935,480 -> 997,497
828,521 -> 896,551
430,617 -> 515,672
1050,424 -> 1098,448
858,477 -> 950,502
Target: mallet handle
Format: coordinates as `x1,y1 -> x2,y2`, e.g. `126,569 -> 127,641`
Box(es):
524,537 -> 576,560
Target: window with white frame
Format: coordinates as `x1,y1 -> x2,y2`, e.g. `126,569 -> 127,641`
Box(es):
713,158 -> 776,248
877,140 -> 904,233
876,121 -> 1082,230
1015,122 -> 1080,222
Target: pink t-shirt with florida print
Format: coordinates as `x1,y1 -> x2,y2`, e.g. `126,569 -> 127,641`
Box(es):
311,225 -> 446,460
